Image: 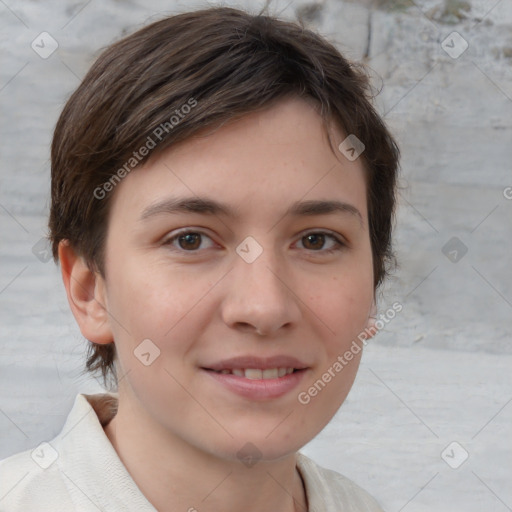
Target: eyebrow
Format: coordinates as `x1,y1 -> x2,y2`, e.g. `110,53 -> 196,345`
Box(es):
139,196 -> 363,225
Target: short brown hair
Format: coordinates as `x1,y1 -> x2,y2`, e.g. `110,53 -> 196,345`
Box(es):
49,5 -> 400,391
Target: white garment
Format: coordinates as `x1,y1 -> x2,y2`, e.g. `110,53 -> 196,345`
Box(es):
0,393 -> 385,511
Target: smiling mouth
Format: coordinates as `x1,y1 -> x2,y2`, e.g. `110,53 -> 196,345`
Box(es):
203,368 -> 303,379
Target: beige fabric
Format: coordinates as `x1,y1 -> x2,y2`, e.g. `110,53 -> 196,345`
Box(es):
0,393 -> 385,511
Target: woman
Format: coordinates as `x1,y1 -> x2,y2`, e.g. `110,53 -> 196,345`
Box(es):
0,5 -> 399,511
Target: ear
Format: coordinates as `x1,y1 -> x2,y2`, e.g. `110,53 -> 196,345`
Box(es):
58,240 -> 113,344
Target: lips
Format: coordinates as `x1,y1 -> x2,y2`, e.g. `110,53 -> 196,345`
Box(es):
201,355 -> 309,377
202,360 -> 309,400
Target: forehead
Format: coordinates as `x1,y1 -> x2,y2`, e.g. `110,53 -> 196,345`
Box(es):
107,95 -> 367,224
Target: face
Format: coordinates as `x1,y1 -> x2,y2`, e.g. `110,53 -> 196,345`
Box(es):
99,95 -> 375,461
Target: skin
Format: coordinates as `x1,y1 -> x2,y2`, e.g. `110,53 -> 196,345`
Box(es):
60,94 -> 377,512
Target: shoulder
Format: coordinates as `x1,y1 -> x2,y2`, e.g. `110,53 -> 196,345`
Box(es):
296,452 -> 386,512
0,392 -> 116,512
0,446 -> 74,511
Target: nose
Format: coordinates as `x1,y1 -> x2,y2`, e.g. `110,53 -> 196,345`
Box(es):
220,243 -> 302,337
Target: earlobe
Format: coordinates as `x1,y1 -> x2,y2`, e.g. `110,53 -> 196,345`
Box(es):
58,240 -> 113,345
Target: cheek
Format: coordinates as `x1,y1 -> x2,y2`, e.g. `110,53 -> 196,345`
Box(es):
299,276 -> 370,428
105,260 -> 217,352
307,265 -> 374,344
303,258 -> 373,415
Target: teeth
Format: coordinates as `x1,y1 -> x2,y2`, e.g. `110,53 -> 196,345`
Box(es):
216,367 -> 296,379
245,369 -> 263,380
262,368 -> 278,379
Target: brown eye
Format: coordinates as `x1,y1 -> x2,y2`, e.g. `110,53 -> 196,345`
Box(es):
296,231 -> 345,254
177,232 -> 202,250
163,230 -> 215,252
302,233 -> 326,250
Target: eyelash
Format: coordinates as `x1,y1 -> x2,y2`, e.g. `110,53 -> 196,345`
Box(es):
162,229 -> 346,255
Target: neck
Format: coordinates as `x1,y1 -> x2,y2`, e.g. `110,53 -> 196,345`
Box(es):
103,395 -> 308,512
